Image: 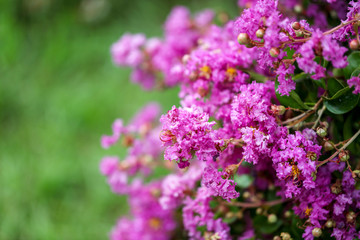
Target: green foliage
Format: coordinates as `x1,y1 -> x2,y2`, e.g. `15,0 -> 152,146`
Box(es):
344,51 -> 360,79
324,79 -> 359,114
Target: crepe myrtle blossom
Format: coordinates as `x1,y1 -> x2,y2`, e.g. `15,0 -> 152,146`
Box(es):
182,186 -> 231,240
272,130 -> 321,198
296,30 -> 347,80
100,103 -> 164,194
101,2 -> 360,240
160,105 -> 218,167
110,180 -> 176,240
294,164 -> 360,240
111,7 -> 214,90
159,166 -> 202,210
202,166 -> 240,201
348,76 -> 360,94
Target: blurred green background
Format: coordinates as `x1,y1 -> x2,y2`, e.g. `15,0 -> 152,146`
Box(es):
0,0 -> 237,239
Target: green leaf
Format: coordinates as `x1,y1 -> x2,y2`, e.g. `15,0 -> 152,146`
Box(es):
275,79 -> 311,110
333,68 -> 344,79
284,47 -> 295,59
351,66 -> 360,78
209,200 -> 219,209
324,86 -> 351,100
248,71 -> 267,82
322,59 -> 329,68
196,225 -> 207,233
292,72 -> 308,81
324,87 -> 359,114
290,215 -> 304,239
327,78 -> 344,96
234,174 -> 254,189
312,78 -> 326,89
344,51 -> 360,79
253,215 -> 283,234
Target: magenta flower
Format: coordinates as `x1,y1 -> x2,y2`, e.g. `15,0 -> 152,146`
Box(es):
202,166 -> 239,201
347,76 -> 360,94
160,105 -> 218,167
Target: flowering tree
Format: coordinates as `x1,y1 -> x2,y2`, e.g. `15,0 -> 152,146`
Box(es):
100,1 -> 360,239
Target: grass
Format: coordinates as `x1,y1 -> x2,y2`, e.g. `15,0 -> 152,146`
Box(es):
0,0 -> 237,239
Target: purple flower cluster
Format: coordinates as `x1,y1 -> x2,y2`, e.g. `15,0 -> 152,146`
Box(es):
297,30 -> 347,80
100,103 -> 163,194
333,1 -> 360,41
202,166 -> 239,201
183,186 -> 231,240
272,130 -> 321,198
110,181 -> 176,240
159,166 -> 202,210
234,0 -> 350,95
348,76 -> 360,94
101,2 -> 360,240
111,7 -> 214,90
294,163 -> 360,240
160,105 -> 218,168
178,21 -> 256,120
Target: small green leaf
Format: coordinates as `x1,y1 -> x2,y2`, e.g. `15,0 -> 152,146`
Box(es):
234,174 -> 254,189
284,47 -> 295,59
275,79 -> 311,110
253,215 -> 283,234
196,225 -> 207,233
324,87 -> 359,114
322,59 -> 329,68
209,200 -> 219,209
312,78 -> 326,89
344,51 -> 360,79
333,68 -> 344,78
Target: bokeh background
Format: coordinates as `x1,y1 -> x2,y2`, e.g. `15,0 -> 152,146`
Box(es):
0,0 -> 238,239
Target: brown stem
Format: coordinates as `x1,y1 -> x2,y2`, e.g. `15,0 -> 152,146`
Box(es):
317,128 -> 360,168
280,17 -> 360,46
312,105 -> 326,130
286,107 -> 305,113
323,17 -> 360,36
237,158 -> 245,166
281,97 -> 323,126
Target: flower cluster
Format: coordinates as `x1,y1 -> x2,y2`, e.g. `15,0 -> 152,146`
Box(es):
100,103 -> 163,194
272,130 -> 321,198
110,181 -> 176,240
160,105 -> 218,168
111,7 -> 214,90
100,1 -> 360,240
